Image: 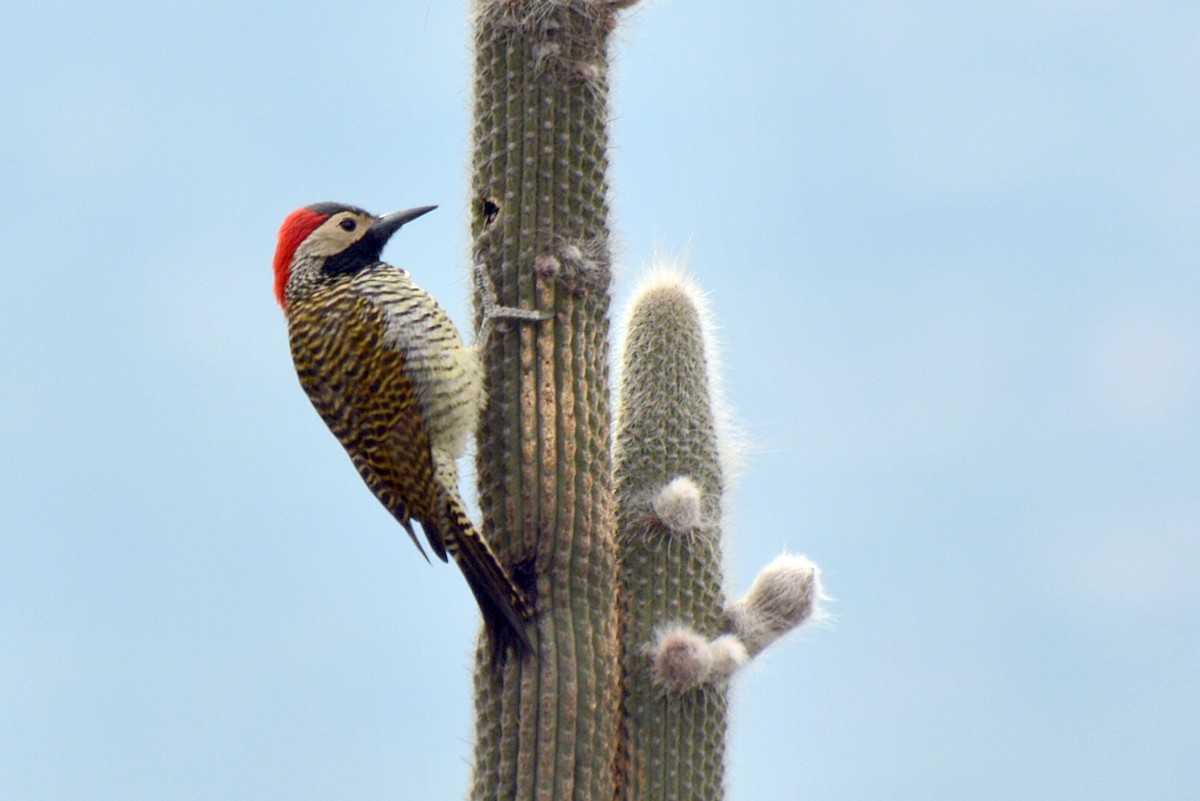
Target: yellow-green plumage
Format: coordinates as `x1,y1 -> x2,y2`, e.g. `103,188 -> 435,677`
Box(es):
287,263 -> 532,652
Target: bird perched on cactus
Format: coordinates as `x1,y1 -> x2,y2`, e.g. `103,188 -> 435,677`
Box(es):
271,201 -> 535,654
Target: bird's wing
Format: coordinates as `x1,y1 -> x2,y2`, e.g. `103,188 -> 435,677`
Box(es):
289,287 -> 447,562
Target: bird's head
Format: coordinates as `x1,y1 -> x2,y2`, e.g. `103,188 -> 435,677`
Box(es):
272,202 -> 436,310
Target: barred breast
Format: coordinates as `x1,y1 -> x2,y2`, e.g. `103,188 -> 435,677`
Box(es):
363,268 -> 484,462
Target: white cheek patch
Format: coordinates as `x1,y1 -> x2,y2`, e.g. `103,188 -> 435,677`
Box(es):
305,215 -> 370,258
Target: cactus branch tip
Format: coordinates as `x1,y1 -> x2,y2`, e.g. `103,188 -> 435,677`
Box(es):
708,634 -> 749,679
646,624 -> 713,691
724,553 -> 828,658
645,625 -> 751,691
653,476 -> 703,532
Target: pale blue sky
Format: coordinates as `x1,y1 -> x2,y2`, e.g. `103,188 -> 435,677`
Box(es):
2,1 -> 1197,799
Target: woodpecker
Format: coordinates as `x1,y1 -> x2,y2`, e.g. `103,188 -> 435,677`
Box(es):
272,201 -> 533,653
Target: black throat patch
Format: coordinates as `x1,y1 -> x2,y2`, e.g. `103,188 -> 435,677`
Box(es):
322,228 -> 386,278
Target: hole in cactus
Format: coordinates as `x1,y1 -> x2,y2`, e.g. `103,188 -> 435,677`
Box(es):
479,196 -> 502,227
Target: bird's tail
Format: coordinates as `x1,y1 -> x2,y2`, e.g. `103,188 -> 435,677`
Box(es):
440,492 -> 534,656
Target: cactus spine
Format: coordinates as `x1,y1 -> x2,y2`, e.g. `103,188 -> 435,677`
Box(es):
468,2 -> 624,800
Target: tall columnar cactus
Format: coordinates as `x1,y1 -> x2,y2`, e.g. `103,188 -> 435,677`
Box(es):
612,265 -> 826,801
468,2 -> 629,800
613,267 -> 731,800
465,2 -> 822,800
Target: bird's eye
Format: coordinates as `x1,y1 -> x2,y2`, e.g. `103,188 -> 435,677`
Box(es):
339,218 -> 357,232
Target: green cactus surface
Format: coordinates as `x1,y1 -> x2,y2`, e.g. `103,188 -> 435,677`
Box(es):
468,2 -> 627,800
613,270 -> 730,801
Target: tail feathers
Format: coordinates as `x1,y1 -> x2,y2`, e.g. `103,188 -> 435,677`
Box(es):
401,519 -> 438,564
440,494 -> 534,656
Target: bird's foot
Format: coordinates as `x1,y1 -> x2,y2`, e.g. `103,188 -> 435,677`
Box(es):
474,259 -> 554,348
